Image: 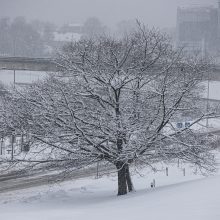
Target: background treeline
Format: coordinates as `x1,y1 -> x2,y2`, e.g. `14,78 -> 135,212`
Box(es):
0,16 -> 56,57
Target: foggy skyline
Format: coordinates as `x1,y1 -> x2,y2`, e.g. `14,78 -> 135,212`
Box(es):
0,0 -> 218,28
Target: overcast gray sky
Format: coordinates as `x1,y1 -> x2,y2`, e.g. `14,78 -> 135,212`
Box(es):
0,0 -> 217,28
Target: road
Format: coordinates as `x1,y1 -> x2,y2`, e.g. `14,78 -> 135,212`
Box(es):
0,164 -> 113,193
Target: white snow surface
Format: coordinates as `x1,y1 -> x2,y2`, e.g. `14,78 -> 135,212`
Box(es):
0,162 -> 220,220
0,70 -> 47,85
202,80 -> 220,100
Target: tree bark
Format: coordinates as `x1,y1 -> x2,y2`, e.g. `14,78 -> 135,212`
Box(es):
125,164 -> 134,192
116,162 -> 134,196
117,162 -> 127,196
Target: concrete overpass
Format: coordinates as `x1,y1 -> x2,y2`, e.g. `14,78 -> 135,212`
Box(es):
0,57 -> 59,72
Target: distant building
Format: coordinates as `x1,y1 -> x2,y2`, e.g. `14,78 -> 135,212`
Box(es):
52,23 -> 83,48
59,23 -> 83,34
176,2 -> 220,55
53,32 -> 81,43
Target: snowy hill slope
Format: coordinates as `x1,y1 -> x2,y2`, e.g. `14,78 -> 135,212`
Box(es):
0,164 -> 220,220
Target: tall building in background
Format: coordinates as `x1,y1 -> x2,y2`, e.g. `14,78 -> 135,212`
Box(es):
176,2 -> 220,55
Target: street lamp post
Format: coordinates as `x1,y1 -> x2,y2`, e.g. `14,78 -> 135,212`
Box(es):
13,37 -> 16,86
206,72 -> 210,127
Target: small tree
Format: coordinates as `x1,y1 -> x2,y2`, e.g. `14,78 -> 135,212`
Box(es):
1,24 -> 216,196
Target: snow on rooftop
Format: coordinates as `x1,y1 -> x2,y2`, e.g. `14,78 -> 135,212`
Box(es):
68,23 -> 82,27
53,32 -> 81,42
178,4 -> 216,11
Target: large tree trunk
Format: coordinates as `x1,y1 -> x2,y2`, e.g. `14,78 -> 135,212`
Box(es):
116,162 -> 134,196
125,164 -> 134,192
116,162 -> 127,196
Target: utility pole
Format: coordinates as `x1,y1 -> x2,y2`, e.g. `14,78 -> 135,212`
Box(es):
206,70 -> 210,128
13,69 -> 16,86
11,135 -> 14,160
0,137 -> 4,155
13,37 -> 16,87
96,161 -> 99,179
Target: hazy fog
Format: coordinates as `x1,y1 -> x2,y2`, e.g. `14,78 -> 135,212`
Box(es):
0,0 -> 217,28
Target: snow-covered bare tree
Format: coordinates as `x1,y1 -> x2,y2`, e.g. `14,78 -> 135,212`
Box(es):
1,23 -> 216,195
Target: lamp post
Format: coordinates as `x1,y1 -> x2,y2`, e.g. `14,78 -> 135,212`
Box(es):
13,37 -> 16,86
206,72 -> 210,128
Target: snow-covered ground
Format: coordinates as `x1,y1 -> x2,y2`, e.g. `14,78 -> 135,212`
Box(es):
202,80 -> 220,100
0,162 -> 219,220
1,70 -> 220,102
170,118 -> 220,134
0,70 -> 47,85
